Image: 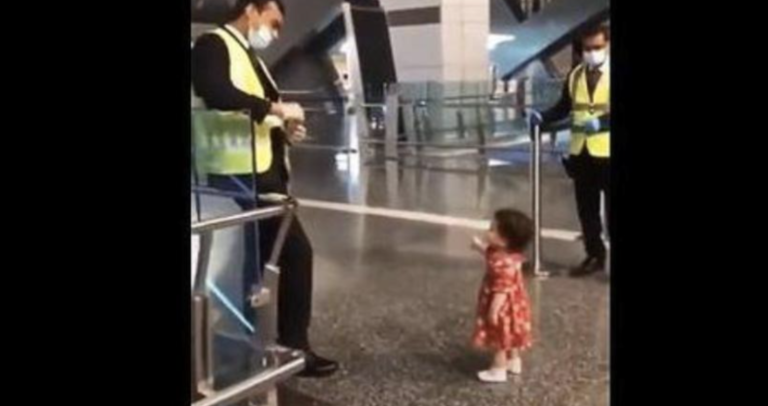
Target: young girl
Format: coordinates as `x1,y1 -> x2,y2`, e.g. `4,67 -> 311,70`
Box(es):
471,209 -> 534,382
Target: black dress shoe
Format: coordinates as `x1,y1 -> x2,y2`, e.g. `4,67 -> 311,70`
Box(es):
297,351 -> 339,378
570,257 -> 605,277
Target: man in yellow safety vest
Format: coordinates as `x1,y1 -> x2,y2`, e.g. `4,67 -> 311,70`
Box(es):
191,0 -> 338,377
530,24 -> 611,277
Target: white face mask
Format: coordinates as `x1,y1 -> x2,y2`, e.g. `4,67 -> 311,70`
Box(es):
583,49 -> 607,68
248,26 -> 275,50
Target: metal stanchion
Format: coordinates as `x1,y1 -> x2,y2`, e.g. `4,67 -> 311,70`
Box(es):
531,123 -> 549,278
384,83 -> 400,160
192,232 -> 215,396
602,193 -> 610,276
475,103 -> 486,156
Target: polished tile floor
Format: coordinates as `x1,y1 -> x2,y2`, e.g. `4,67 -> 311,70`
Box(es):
288,146 -> 584,232
285,207 -> 609,406
195,145 -> 609,406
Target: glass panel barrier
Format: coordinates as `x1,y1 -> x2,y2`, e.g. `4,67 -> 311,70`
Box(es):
191,109 -> 274,395
218,78 -> 573,174
192,211 -> 305,405
275,78 -> 570,154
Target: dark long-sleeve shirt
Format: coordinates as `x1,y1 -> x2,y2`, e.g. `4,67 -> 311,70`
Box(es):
542,65 -> 610,129
191,31 -> 279,123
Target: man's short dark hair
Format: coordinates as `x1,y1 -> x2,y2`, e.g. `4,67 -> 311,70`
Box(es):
581,23 -> 610,42
229,0 -> 286,20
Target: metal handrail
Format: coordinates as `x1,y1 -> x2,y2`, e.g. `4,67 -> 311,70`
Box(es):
358,138 -> 536,151
358,132 -> 565,150
191,199 -> 296,299
192,350 -> 305,406
191,199 -> 299,403
191,206 -> 288,235
279,89 -> 326,95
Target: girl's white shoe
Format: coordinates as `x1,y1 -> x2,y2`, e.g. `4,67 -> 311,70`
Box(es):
478,368 -> 508,383
508,357 -> 522,375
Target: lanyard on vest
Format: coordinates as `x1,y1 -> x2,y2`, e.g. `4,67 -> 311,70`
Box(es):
255,57 -> 280,96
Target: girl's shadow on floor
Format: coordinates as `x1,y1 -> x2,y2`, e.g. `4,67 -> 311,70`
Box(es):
411,346 -> 488,381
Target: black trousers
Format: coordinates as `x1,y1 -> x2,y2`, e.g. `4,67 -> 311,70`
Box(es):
258,208 -> 313,350
207,174 -> 313,350
569,152 -> 611,261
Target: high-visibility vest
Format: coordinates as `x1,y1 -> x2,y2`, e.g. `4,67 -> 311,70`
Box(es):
195,28 -> 283,175
568,63 -> 610,158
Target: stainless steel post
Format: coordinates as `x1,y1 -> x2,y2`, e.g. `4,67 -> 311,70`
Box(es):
385,83 -> 400,160
258,200 -> 296,345
456,110 -> 466,140
192,232 -> 215,394
476,103 -> 486,155
602,192 -> 610,276
531,123 -> 549,278
193,294 -> 214,396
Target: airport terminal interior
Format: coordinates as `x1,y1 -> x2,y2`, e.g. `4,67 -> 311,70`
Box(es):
191,0 -> 610,405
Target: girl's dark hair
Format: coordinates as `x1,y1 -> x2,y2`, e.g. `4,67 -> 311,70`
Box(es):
493,209 -> 534,252
229,0 -> 286,21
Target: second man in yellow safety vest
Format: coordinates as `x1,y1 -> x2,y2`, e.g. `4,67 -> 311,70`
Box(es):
529,24 -> 611,277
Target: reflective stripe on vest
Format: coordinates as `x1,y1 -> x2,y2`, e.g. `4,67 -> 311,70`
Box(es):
200,28 -> 280,175
568,63 -> 610,158
573,103 -> 609,112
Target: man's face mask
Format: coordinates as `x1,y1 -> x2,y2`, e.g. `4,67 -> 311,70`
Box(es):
245,5 -> 280,50
582,35 -> 609,68
248,25 -> 275,49
582,48 -> 607,68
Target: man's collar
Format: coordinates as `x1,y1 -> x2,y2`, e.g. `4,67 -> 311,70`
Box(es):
598,56 -> 610,73
224,24 -> 249,50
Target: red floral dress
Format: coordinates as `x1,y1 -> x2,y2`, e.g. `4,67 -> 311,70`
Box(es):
472,248 -> 532,352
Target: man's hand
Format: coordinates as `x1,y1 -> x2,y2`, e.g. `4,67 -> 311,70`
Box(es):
270,102 -> 286,118
272,102 -> 305,122
282,103 -> 305,123
488,293 -> 506,327
582,117 -> 601,134
286,120 -> 307,144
